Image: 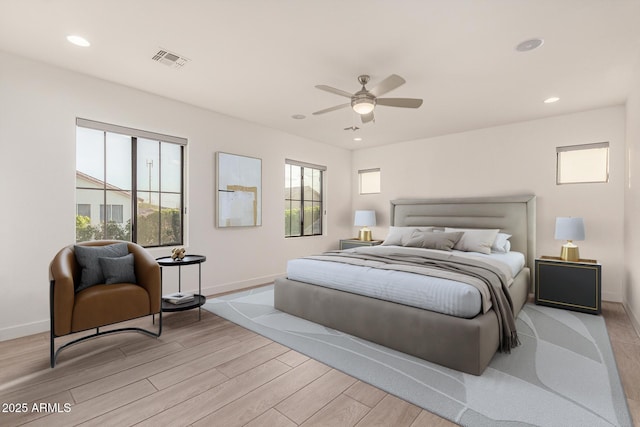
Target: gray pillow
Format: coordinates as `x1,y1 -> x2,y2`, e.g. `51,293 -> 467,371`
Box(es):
74,243 -> 129,292
99,253 -> 137,285
382,226 -> 434,246
445,227 -> 500,255
402,231 -> 464,251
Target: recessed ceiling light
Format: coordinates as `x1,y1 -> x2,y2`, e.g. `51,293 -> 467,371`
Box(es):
544,97 -> 560,104
291,114 -> 306,120
67,35 -> 90,47
516,38 -> 544,52
353,137 -> 362,141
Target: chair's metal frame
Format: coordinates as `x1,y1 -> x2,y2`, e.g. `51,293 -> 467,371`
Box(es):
49,280 -> 162,368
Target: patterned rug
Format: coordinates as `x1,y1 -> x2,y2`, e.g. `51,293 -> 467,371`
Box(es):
203,285 -> 632,427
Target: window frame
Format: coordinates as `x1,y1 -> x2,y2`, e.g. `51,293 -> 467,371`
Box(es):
556,142 -> 609,185
75,118 -> 186,248
358,168 -> 381,194
285,159 -> 326,238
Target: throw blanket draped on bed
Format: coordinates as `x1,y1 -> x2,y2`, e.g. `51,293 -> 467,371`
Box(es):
306,246 -> 520,353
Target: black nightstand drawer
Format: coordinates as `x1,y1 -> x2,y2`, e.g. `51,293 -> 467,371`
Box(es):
340,239 -> 382,250
535,257 -> 601,314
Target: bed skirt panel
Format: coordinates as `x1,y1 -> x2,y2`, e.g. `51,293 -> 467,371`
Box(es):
275,277 -> 500,375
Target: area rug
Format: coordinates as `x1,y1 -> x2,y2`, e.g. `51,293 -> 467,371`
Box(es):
203,285 -> 632,427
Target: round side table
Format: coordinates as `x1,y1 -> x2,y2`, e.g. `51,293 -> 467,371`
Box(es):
156,255 -> 207,319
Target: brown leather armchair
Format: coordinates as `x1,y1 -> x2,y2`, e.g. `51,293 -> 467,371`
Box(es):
49,240 -> 162,367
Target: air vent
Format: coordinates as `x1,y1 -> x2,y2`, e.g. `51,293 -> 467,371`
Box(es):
152,49 -> 189,69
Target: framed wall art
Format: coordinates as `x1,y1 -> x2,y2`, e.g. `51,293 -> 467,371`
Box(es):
216,152 -> 262,227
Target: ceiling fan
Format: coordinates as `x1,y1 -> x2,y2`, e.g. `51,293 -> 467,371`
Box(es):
312,74 -> 423,123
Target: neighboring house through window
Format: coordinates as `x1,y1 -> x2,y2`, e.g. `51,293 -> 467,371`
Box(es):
285,159 -> 325,237
100,204 -> 124,223
76,204 -> 91,219
75,118 -> 186,247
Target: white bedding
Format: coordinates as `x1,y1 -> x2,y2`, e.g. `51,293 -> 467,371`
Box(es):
286,246 -> 525,319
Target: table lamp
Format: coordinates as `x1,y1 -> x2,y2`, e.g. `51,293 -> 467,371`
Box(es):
554,217 -> 585,262
354,210 -> 376,241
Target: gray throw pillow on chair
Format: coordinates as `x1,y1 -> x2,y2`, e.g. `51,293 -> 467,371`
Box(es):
74,243 -> 129,292
99,253 -> 137,285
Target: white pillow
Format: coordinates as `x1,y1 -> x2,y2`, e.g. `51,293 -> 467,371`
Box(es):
381,226 -> 434,246
492,232 -> 512,253
444,227 -> 500,254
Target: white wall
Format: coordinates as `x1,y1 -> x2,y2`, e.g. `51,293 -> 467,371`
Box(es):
624,51 -> 640,333
352,106 -> 626,302
0,51 -> 352,340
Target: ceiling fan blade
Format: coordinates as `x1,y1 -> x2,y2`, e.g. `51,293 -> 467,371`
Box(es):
312,103 -> 350,115
369,74 -> 406,97
376,98 -> 423,108
361,112 -> 375,124
315,85 -> 353,98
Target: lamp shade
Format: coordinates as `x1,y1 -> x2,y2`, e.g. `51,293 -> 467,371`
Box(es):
352,99 -> 375,115
354,210 -> 376,227
554,217 -> 585,241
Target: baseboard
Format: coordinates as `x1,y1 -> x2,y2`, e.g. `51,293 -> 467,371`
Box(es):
602,291 -> 623,303
0,319 -> 49,342
623,301 -> 640,339
200,273 -> 283,298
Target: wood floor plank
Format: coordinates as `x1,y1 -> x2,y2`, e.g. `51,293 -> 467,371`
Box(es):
215,341 -> 290,379
191,359 -> 331,427
0,347 -> 125,395
410,410 -> 459,427
0,341 -> 184,404
603,302 -> 640,345
343,380 -> 388,408
70,333 -> 245,402
276,368 -> 358,424
299,394 -> 370,427
355,394 -> 422,427
134,358 -> 292,427
77,368 -> 229,427
610,339 -> 640,401
146,335 -> 271,391
22,379 -> 156,427
245,409 -> 298,427
277,349 -> 310,367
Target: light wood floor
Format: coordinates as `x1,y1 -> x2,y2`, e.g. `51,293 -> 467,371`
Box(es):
0,300 -> 638,427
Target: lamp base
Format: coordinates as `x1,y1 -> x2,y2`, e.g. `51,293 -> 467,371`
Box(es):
560,243 -> 580,262
359,229 -> 372,241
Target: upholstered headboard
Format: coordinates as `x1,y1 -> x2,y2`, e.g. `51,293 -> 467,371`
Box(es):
390,195 -> 536,270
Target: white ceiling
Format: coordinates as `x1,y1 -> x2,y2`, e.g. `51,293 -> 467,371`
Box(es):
1,0 -> 639,150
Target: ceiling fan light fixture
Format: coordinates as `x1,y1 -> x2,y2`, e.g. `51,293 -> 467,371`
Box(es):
352,98 -> 375,115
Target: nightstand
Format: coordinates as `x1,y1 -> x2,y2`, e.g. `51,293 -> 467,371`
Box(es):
340,239 -> 383,250
535,256 -> 601,314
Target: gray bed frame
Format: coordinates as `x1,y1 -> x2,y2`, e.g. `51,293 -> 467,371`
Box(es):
274,195 -> 536,375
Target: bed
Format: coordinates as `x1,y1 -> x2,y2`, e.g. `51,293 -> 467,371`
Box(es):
274,195 -> 536,375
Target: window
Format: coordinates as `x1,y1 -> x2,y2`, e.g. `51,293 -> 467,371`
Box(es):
557,142 -> 609,184
76,204 -> 91,218
100,204 -> 124,223
75,118 -> 186,247
359,168 -> 381,194
285,159 -> 325,237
